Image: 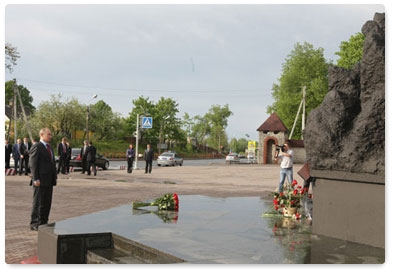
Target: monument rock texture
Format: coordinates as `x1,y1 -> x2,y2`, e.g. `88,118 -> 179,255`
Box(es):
304,13 -> 385,176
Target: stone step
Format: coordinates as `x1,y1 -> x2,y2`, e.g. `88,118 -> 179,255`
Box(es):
86,248 -> 146,264
86,233 -> 185,264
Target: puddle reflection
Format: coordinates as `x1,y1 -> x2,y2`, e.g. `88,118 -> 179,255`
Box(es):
132,208 -> 179,224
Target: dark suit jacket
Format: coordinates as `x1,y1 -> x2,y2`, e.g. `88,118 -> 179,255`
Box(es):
12,144 -> 20,159
29,142 -> 57,187
143,148 -> 154,161
19,143 -> 31,158
5,144 -> 12,161
86,145 -> 97,162
57,142 -> 68,158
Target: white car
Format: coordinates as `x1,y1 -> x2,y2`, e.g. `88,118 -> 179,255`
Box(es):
225,153 -> 240,164
157,152 -> 183,167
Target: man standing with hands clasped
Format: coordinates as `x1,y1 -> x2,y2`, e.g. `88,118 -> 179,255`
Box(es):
143,144 -> 154,174
29,128 -> 57,231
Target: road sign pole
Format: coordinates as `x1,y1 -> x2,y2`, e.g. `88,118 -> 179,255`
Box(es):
134,114 -> 139,170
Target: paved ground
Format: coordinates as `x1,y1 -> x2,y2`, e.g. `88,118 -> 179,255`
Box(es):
4,162 -> 305,264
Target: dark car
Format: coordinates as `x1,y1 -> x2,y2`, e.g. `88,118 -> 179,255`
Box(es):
69,148 -> 110,170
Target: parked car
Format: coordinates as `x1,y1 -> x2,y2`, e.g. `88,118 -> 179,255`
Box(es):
225,153 -> 240,164
69,148 -> 110,170
157,152 -> 183,166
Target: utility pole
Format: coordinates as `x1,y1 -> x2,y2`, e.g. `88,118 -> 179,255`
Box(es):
134,114 -> 140,170
13,79 -> 33,141
301,86 -> 306,138
289,86 -> 306,140
85,94 -> 98,141
13,89 -> 17,144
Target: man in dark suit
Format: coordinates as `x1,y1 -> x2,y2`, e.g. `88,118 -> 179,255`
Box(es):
143,144 -> 154,174
5,139 -> 12,169
80,140 -> 88,174
19,137 -> 30,175
29,128 -> 57,231
12,138 -> 21,173
57,137 -> 68,174
86,141 -> 97,176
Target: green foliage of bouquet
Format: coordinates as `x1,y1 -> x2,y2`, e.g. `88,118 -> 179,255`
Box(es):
132,193 -> 179,211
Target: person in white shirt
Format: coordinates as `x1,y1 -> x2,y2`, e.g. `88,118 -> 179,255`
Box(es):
275,141 -> 294,192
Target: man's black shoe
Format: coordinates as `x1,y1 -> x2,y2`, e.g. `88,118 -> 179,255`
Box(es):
30,225 -> 38,231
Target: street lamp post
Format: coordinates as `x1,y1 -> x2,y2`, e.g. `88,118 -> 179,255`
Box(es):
86,94 -> 98,141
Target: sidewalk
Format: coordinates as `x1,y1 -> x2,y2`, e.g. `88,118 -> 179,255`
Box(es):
4,163 -> 304,264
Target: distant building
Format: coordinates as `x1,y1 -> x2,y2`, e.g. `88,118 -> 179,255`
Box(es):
256,112 -> 305,164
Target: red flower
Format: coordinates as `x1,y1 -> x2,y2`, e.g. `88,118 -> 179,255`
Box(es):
293,189 -> 298,195
292,179 -> 298,186
133,193 -> 180,211
294,213 -> 301,220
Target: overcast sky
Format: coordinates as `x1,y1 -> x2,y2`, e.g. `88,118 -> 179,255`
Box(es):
3,2 -> 386,140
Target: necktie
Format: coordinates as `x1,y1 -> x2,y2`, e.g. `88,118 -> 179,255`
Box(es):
46,144 -> 53,160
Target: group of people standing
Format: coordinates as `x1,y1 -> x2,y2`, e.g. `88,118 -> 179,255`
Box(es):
125,143 -> 154,174
5,137 -> 34,175
6,127 -> 156,232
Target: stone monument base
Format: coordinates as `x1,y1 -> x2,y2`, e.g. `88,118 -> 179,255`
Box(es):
311,170 -> 384,248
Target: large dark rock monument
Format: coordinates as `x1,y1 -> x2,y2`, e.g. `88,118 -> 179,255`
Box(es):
304,13 -> 385,248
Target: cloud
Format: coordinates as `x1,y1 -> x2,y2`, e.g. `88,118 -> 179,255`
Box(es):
4,3 -> 386,139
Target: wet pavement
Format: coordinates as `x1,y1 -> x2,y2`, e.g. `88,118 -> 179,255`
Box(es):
46,195 -> 384,264
3,161 -> 385,264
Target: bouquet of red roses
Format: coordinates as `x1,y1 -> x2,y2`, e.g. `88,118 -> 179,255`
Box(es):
132,193 -> 179,211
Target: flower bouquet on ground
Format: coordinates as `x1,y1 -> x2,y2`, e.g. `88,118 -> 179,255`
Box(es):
263,180 -> 312,221
132,193 -> 179,211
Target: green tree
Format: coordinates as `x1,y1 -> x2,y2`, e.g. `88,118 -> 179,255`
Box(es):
204,104 -> 232,151
190,114 -> 210,148
5,43 -> 20,73
5,80 -> 36,114
125,96 -> 186,151
89,100 -> 123,141
124,96 -> 156,145
155,97 -> 185,152
267,42 -> 328,139
28,94 -> 85,143
335,32 -> 365,69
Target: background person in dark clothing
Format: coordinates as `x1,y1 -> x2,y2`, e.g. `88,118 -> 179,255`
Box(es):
80,140 -> 88,174
57,137 -> 68,174
65,140 -> 72,174
5,139 -> 12,169
86,141 -> 97,176
19,137 -> 30,175
12,138 -> 21,174
126,144 -> 135,173
143,144 -> 154,174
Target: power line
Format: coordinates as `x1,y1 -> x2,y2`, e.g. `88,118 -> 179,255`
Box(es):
14,77 -> 266,95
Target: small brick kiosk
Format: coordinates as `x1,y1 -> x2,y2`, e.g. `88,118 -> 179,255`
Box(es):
257,112 -> 305,164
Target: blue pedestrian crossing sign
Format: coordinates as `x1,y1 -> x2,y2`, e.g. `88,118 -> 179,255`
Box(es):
142,116 -> 153,129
